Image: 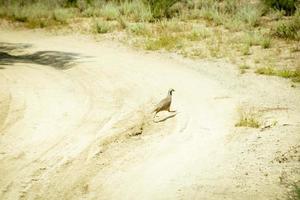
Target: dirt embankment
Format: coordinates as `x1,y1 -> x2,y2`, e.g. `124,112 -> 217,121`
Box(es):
0,30 -> 299,200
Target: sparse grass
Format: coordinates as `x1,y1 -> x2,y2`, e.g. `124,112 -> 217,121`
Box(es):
0,0 -> 298,82
239,64 -> 250,74
235,108 -> 261,128
93,20 -> 111,34
256,67 -> 276,75
128,23 -> 150,36
241,44 -> 251,55
239,64 -> 250,70
261,37 -> 272,48
117,16 -> 128,29
81,6 -> 101,17
185,28 -> 211,41
100,2 -> 120,21
0,2 -> 76,28
53,8 -> 74,24
183,48 -> 207,58
119,0 -> 152,22
273,12 -> 300,40
158,19 -> 191,33
147,0 -> 180,19
144,34 -> 182,51
256,67 -> 300,82
240,31 -> 272,48
235,4 -> 261,28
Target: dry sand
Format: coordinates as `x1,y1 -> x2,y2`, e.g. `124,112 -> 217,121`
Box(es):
0,30 -> 299,200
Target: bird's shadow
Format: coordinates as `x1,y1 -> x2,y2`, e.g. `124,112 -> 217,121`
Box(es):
153,112 -> 177,123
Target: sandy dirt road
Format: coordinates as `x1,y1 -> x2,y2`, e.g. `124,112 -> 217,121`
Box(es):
0,30 -> 299,200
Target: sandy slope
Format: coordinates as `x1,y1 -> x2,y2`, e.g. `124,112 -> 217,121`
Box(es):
0,30 -> 299,200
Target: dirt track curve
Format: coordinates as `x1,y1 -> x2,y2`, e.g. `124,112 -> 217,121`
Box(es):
0,30 -> 299,200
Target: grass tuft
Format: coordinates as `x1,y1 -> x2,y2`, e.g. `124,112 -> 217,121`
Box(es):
53,8 -> 74,24
235,108 -> 261,128
93,20 -> 111,34
185,28 -> 211,41
145,34 -> 182,50
100,2 -> 120,21
256,67 -> 300,82
120,0 -> 152,22
128,23 -> 150,36
273,12 -> 300,40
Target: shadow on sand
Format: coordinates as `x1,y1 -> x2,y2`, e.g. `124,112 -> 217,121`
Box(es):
0,42 -> 81,70
153,112 -> 177,123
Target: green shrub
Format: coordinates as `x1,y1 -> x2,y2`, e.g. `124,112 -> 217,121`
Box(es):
147,0 -> 180,18
222,0 -> 239,14
262,0 -> 297,16
240,31 -> 271,48
53,8 -> 74,24
261,37 -> 272,48
119,0 -> 152,22
236,4 -> 261,27
93,20 -> 111,34
273,14 -> 300,40
81,6 -> 101,17
128,23 -> 150,35
100,2 -> 120,20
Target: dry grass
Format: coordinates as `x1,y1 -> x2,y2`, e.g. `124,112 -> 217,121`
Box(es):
93,20 -> 113,34
235,108 -> 261,128
255,67 -> 300,82
144,34 -> 182,51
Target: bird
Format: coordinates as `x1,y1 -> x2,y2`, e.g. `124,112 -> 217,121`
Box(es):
152,88 -> 175,118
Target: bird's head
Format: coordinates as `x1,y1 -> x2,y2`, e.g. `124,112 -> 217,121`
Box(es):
168,88 -> 175,96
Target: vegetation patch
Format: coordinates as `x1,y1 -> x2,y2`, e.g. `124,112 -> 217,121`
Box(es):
144,34 -> 182,51
147,0 -> 180,19
93,20 -> 112,34
235,108 -> 261,128
100,2 -> 120,21
128,23 -> 150,36
0,0 -> 299,80
239,64 -> 250,74
256,67 -> 300,82
262,0 -> 297,16
273,14 -> 300,40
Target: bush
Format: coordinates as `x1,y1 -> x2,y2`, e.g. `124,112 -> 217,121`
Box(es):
147,0 -> 181,18
236,4 -> 261,27
53,8 -> 74,24
128,23 -> 150,35
100,2 -> 120,20
273,13 -> 300,40
119,0 -> 152,22
262,0 -> 297,16
93,20 -> 111,34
